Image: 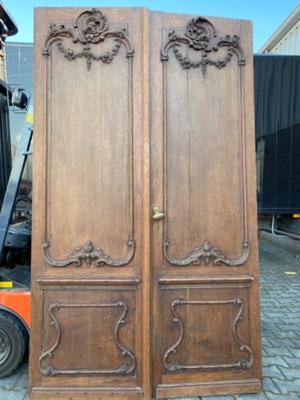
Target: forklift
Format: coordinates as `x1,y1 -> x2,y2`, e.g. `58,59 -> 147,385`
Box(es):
0,3 -> 31,377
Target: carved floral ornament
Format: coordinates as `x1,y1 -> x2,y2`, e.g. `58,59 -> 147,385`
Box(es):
161,16 -> 246,77
42,8 -> 134,70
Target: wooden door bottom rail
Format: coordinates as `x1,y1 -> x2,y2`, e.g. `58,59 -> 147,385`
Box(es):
163,240 -> 249,266
38,302 -> 137,376
42,239 -> 135,267
163,298 -> 254,372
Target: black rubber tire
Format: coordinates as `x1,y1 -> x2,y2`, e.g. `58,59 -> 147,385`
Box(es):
0,311 -> 27,377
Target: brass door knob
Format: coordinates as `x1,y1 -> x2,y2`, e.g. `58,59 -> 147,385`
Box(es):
152,205 -> 165,220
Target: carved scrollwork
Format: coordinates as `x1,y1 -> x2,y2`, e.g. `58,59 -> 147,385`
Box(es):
39,301 -> 136,376
43,239 -> 135,267
43,8 -> 134,70
163,239 -> 249,266
163,298 -> 254,372
161,16 -> 245,77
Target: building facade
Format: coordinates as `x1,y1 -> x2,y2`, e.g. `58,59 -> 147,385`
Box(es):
260,5 -> 300,55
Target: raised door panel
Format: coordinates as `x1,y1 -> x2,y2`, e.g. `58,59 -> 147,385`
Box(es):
150,12 -> 261,397
39,286 -> 137,378
35,8 -> 139,277
160,284 -> 252,373
30,7 -> 148,400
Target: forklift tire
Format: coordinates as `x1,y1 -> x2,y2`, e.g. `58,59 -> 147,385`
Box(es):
0,311 -> 27,377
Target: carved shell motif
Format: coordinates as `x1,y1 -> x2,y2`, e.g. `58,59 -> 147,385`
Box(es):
43,8 -> 134,70
163,240 -> 249,267
43,239 -> 135,268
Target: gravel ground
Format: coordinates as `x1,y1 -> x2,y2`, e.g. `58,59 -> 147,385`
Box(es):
0,235 -> 300,400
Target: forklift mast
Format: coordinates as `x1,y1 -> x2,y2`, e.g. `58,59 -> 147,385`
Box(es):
0,2 -> 18,207
0,3 -> 30,260
0,80 -> 11,207
0,3 -> 31,379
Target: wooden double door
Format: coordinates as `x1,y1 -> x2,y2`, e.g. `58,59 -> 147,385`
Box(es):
30,7 -> 262,400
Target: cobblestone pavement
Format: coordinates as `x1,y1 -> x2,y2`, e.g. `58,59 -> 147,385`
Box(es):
0,360 -> 28,400
0,236 -> 300,399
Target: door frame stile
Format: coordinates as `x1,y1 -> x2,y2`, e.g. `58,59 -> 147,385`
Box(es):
141,8 -> 152,400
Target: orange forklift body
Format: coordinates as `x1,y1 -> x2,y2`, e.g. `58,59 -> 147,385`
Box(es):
0,291 -> 31,329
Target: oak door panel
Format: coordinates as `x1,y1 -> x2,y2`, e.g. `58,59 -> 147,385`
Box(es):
35,8 -> 138,276
46,43 -> 133,262
163,44 -> 244,262
152,14 -> 254,273
31,7 -> 147,400
150,11 -> 261,397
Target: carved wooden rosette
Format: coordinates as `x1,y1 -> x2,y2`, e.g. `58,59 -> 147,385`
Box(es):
43,239 -> 135,267
161,16 -> 249,267
43,8 -> 134,70
161,16 -> 245,78
163,298 -> 254,372
39,301 -> 137,376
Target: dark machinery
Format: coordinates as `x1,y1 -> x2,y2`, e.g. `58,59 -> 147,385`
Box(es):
0,2 -> 31,378
0,104 -> 32,266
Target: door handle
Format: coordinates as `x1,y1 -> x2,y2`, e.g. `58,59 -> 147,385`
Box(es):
152,205 -> 165,220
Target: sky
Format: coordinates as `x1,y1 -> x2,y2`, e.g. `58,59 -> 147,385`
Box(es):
3,0 -> 300,52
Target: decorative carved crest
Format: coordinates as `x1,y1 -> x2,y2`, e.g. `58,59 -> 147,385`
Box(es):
163,298 -> 254,372
43,239 -> 135,267
161,16 -> 246,77
163,240 -> 249,266
39,301 -> 136,376
43,8 -> 134,70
